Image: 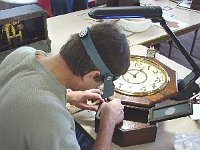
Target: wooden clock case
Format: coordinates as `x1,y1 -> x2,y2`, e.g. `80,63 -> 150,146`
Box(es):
191,0 -> 200,11
113,56 -> 178,108
95,56 -> 193,147
0,4 -> 51,62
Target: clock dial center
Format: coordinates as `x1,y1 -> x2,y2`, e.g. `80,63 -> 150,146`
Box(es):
123,69 -> 147,84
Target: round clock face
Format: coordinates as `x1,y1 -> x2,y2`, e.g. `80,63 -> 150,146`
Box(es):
114,56 -> 169,96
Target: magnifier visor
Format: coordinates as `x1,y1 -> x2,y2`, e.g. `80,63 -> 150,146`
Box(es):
79,27 -> 116,98
98,75 -> 120,99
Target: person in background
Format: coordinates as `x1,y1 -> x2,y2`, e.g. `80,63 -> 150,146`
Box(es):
106,0 -> 140,6
50,0 -> 88,16
96,0 -> 140,6
95,0 -> 107,5
0,23 -> 130,150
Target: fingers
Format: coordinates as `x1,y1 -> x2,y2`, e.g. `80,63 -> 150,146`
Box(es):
67,89 -> 104,104
84,105 -> 98,111
74,101 -> 99,111
86,93 -> 103,102
112,99 -> 124,125
110,98 -> 124,110
87,89 -> 102,94
118,107 -> 124,124
85,89 -> 104,103
98,99 -> 124,125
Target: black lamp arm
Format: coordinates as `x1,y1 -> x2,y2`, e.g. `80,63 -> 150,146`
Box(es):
153,18 -> 200,100
159,18 -> 200,74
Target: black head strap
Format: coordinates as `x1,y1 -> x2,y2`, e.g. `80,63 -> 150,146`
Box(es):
79,27 -> 114,98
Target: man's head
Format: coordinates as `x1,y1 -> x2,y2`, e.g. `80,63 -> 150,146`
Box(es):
60,23 -> 130,90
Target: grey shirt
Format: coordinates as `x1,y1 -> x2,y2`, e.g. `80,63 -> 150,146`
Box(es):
0,47 -> 80,150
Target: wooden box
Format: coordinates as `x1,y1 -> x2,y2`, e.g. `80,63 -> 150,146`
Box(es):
191,0 -> 200,11
178,0 -> 200,11
95,105 -> 157,146
0,4 -> 51,61
95,100 -> 193,147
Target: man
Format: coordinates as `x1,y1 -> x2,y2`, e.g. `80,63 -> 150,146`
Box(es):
0,23 -> 130,150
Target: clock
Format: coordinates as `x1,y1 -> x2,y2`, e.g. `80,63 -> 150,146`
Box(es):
95,56 -> 191,147
112,55 -> 177,107
114,56 -> 169,96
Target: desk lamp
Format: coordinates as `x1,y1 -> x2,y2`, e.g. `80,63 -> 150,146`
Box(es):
88,6 -> 200,100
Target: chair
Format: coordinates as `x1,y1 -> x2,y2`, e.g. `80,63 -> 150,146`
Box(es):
37,0 -> 52,17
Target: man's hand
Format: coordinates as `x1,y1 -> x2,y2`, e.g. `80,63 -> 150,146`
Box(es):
92,99 -> 124,150
66,89 -> 104,111
99,99 -> 124,125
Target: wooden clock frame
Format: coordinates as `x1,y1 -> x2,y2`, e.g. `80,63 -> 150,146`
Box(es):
95,56 -> 193,147
112,56 -> 178,108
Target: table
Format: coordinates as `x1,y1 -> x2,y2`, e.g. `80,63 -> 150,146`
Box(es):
47,12 -> 92,54
73,45 -> 200,150
138,0 -> 200,47
47,0 -> 200,55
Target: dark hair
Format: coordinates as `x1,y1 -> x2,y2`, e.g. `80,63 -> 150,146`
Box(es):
60,23 -> 130,81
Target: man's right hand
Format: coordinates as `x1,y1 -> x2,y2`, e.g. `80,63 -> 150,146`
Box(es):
99,99 -> 124,126
92,99 -> 124,150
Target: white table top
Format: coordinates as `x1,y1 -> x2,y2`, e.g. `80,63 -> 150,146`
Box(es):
73,111 -> 200,150
47,1 -> 200,55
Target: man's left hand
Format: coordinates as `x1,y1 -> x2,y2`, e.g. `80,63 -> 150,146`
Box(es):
66,89 -> 104,111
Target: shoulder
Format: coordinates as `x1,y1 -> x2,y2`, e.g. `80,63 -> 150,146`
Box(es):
0,46 -> 36,67
6,46 -> 36,59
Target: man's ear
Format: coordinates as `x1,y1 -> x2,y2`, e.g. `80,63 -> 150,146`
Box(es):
83,70 -> 101,80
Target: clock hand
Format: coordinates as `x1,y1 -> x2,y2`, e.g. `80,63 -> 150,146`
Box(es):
132,69 -> 143,78
127,72 -> 137,78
